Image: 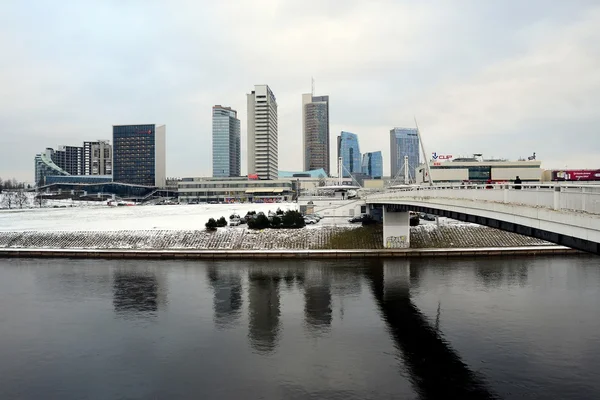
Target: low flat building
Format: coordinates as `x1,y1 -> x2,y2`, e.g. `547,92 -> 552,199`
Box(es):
416,159 -> 543,184
178,177 -> 294,203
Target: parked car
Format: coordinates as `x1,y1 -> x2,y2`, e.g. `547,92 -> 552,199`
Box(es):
419,213 -> 436,221
229,219 -> 241,226
304,216 -> 316,224
348,214 -> 368,223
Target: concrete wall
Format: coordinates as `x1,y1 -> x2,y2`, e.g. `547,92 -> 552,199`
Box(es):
155,125 -> 166,188
491,167 -> 541,181
299,199 -> 366,217
383,209 -> 410,248
363,179 -> 385,189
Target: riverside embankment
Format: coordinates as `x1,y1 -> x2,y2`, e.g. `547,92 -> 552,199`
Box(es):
0,224 -> 579,259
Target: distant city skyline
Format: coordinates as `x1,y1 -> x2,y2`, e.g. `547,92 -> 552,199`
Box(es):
2,1 -> 599,182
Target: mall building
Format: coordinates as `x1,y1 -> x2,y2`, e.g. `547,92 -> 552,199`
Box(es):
415,157 -> 543,184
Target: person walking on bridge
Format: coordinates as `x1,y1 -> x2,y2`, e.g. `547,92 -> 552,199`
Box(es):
514,175 -> 522,190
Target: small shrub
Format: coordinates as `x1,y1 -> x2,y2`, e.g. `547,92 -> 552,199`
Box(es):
276,207 -> 284,215
248,213 -> 270,230
282,210 -> 305,229
270,215 -> 282,228
205,218 -> 217,231
217,216 -> 228,227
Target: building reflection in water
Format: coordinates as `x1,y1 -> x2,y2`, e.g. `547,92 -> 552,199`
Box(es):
112,268 -> 165,318
304,271 -> 332,335
248,268 -> 281,354
207,266 -> 243,329
365,259 -> 497,399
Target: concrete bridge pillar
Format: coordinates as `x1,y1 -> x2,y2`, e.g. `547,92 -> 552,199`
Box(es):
383,207 -> 410,249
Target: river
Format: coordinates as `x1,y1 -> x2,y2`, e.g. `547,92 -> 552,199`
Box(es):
0,256 -> 598,399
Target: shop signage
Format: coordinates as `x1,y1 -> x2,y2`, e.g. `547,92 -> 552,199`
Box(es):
432,152 -> 452,160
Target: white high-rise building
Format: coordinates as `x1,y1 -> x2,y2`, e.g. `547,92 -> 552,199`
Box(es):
247,85 -> 278,180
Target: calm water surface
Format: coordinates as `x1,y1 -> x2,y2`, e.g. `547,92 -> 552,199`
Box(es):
0,256 -> 599,399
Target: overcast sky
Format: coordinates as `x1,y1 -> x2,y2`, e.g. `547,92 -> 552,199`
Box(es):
1,0 -> 599,182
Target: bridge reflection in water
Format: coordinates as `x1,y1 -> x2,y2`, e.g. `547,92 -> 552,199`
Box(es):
364,260 -> 498,399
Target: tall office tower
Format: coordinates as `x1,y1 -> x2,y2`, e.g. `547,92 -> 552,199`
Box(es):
212,105 -> 241,178
247,85 -> 278,180
52,145 -> 83,175
302,93 -> 330,175
337,131 -> 361,177
84,140 -> 112,175
390,127 -> 420,181
362,151 -> 383,179
112,124 -> 166,187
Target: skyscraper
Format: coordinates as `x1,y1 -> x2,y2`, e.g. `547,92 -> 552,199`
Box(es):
337,131 -> 361,177
390,128 -> 420,181
247,85 -> 278,180
112,124 -> 166,187
52,145 -> 83,175
302,93 -> 330,175
362,151 -> 383,179
84,140 -> 112,175
212,105 -> 241,178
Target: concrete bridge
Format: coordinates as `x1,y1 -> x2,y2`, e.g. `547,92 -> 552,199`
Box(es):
366,183 -> 600,255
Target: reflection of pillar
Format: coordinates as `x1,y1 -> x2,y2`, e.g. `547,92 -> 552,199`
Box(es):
248,272 -> 281,353
383,206 -> 410,248
208,267 -> 243,329
304,283 -> 332,332
366,259 -> 496,398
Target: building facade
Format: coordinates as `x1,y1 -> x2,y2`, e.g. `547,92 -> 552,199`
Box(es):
212,105 -> 241,178
112,124 -> 166,187
302,94 -> 330,175
362,151 -> 383,179
390,128 -> 420,182
178,177 -> 293,203
415,160 -> 543,184
52,145 -> 83,175
83,140 -> 112,175
247,85 -> 278,180
35,148 -> 69,185
337,131 -> 361,178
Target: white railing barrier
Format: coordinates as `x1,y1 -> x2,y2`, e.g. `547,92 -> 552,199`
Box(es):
367,183 -> 600,215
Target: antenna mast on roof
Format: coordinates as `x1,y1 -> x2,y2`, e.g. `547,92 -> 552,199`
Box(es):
311,77 -> 315,96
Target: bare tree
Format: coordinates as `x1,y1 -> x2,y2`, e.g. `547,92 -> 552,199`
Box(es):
1,192 -> 15,209
15,190 -> 28,209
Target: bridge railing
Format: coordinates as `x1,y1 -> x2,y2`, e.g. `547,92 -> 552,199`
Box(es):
367,183 -> 600,215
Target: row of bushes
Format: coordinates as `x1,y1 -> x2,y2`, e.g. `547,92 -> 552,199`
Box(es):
206,210 -> 305,231
247,210 -> 305,230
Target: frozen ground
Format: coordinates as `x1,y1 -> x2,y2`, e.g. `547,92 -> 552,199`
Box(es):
0,203 -> 300,232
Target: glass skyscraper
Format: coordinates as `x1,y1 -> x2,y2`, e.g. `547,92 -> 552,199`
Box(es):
212,106 -> 241,178
113,124 -> 166,187
302,94 -> 330,175
362,151 -> 383,179
390,128 -> 420,181
337,131 -> 361,178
